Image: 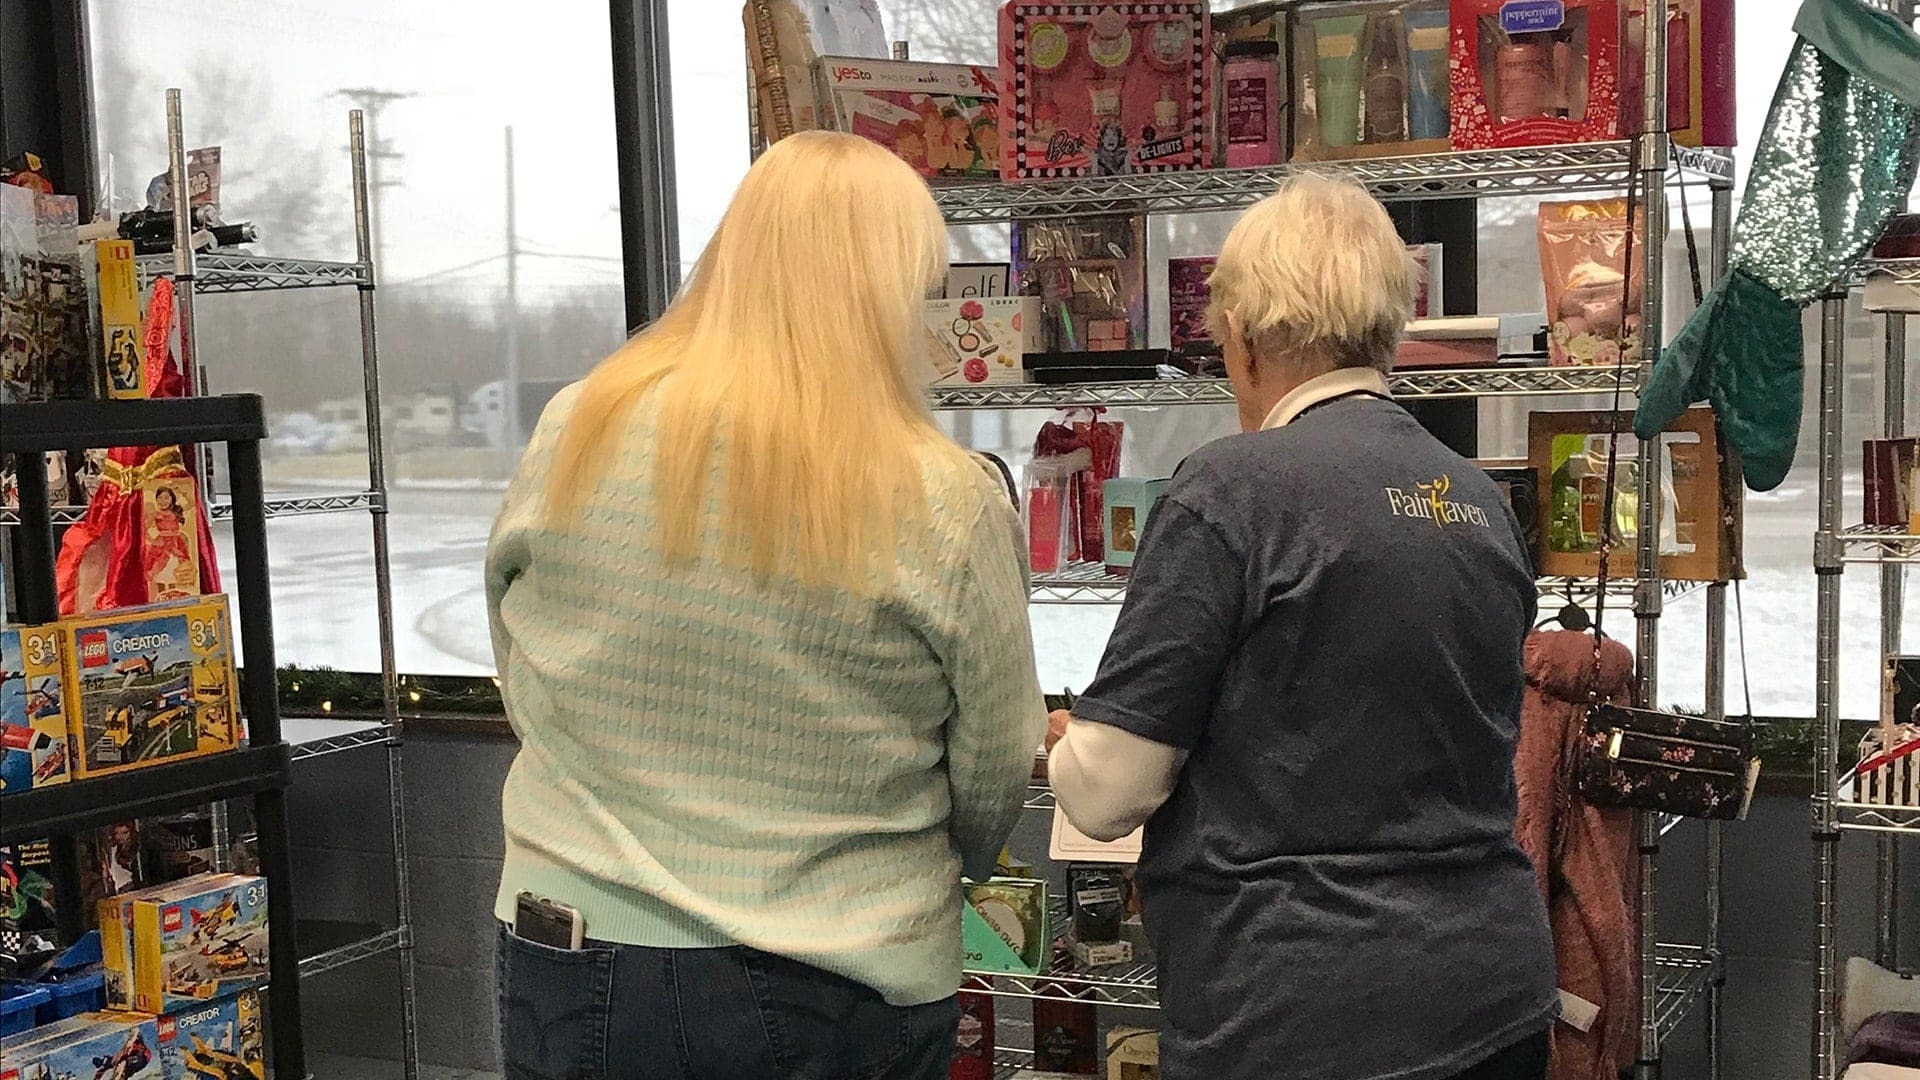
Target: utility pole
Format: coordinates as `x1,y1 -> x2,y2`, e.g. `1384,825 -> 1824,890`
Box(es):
333,87 -> 411,270
503,126 -> 522,450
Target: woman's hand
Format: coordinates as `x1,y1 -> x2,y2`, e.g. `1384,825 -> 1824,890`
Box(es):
1046,709 -> 1072,754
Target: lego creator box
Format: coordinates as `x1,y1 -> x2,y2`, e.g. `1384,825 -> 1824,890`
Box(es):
157,990 -> 264,1080
1,623 -> 71,794
131,873 -> 268,1014
1,1012 -> 164,1080
104,876 -> 223,1011
62,596 -> 239,778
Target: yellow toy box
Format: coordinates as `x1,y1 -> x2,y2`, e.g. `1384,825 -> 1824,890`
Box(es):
1,622 -> 71,794
130,873 -> 268,1014
60,596 -> 239,778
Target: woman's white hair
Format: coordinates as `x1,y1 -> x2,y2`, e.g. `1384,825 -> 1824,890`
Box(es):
1206,173 -> 1416,374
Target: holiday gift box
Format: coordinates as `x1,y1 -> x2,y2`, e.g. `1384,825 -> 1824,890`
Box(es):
1167,256 -> 1219,368
962,877 -> 1049,976
1529,406 -> 1740,582
1213,3 -> 1292,167
0,1011 -> 163,1080
1102,478 -> 1168,575
1621,0 -> 1735,149
128,873 -> 268,1014
60,596 -> 240,779
819,57 -> 1001,180
1293,0 -> 1452,161
1450,0 -> 1625,150
923,297 -> 1042,386
1864,438 -> 1920,531
157,989 -> 264,1080
1,623 -> 71,795
998,0 -> 1213,179
1014,215 -> 1148,353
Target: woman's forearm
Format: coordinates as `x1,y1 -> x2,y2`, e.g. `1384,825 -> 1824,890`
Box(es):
1048,718 -> 1182,841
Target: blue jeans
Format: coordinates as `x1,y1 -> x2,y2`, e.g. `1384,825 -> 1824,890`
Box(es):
496,925 -> 959,1080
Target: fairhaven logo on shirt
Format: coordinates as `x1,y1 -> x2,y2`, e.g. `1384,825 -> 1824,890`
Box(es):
1384,474 -> 1492,529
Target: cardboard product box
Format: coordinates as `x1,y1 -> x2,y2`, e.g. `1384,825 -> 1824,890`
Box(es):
103,876 -> 222,1011
1212,2 -> 1292,167
129,873 -> 269,1014
96,239 -> 146,400
1293,0 -> 1452,162
157,989 -> 264,1080
818,57 -> 1000,180
0,1011 -> 164,1080
1864,439 -> 1920,530
924,297 -> 1042,387
60,596 -> 239,778
1621,0 -> 1734,149
1102,478 -> 1169,575
1450,0 -> 1625,150
962,877 -> 1049,975
1106,1027 -> 1160,1080
1,622 -> 72,794
1529,406 -> 1741,582
998,1 -> 1213,180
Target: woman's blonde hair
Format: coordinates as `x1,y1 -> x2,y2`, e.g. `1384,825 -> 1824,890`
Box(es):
1206,173 -> 1414,373
543,131 -> 964,588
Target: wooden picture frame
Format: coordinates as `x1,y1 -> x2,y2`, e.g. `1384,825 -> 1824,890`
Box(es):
1526,406 -> 1741,582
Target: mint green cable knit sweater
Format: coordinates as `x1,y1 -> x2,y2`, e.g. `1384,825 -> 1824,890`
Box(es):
485,384 -> 1043,1006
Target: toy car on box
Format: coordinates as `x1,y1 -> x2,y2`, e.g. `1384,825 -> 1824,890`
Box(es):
60,597 -> 238,778
1,623 -> 71,795
0,1010 -> 163,1080
158,989 -> 263,1080
130,873 -> 268,1015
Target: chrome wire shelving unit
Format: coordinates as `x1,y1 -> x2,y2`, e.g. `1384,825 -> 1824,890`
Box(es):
931,141 -> 1732,223
147,95 -> 420,1078
1813,257 -> 1919,1073
931,108 -> 1738,1080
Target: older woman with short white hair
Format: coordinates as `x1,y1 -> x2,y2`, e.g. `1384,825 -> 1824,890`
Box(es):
1048,175 -> 1556,1080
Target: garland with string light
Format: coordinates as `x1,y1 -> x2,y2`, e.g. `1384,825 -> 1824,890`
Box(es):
268,665 -> 504,718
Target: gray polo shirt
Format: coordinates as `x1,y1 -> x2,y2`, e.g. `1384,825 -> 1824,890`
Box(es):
1074,393 -> 1556,1080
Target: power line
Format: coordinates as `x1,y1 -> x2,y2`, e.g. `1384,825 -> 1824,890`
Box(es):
333,87 -> 413,269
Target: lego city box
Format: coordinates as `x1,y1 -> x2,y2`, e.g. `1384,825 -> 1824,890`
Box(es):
158,989 -> 264,1080
1,622 -> 72,795
60,596 -> 240,779
130,873 -> 268,1015
0,1011 -> 164,1080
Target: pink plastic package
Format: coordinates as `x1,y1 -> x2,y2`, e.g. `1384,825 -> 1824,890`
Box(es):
998,0 -> 1213,180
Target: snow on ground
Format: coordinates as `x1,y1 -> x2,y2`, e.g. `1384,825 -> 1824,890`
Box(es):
215,464 -> 1898,722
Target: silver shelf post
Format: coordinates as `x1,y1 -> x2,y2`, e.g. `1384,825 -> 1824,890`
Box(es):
1632,8 -> 1670,1074
1814,294 -> 1848,1079
1705,180 -> 1733,1080
350,109 -> 420,1080
1878,304 -> 1906,970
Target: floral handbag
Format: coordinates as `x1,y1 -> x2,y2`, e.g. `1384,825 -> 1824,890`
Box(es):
1572,155 -> 1759,822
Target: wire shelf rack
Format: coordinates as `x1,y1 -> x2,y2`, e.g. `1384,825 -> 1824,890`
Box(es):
0,490 -> 381,527
1035,564 -> 1707,607
928,366 -> 1631,411
298,927 -> 407,979
1864,257 -> 1920,288
1842,524 -> 1920,565
932,143 -> 1734,223
136,252 -> 371,293
285,718 -> 395,763
972,939 -> 1717,1036
1835,800 -> 1920,835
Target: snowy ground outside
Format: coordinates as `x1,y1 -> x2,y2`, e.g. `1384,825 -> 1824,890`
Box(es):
213,462 -> 1899,725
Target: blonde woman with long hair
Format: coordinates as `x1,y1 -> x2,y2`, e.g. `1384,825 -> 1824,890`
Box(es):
486,131 -> 1043,1080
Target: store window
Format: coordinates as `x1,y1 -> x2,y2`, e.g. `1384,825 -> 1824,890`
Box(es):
88,0 -> 627,675
667,2 -> 1915,710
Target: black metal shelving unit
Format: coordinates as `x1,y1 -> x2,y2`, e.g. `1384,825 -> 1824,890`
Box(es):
1,392 -> 306,1077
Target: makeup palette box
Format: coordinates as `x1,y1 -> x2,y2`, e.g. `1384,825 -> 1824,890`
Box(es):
1293,0 -> 1451,161
998,0 -> 1213,179
923,298 -> 1042,387
1014,215 -> 1148,353
1450,0 -> 1625,150
818,57 -> 1001,181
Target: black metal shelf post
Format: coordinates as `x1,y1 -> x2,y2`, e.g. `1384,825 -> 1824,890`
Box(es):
0,393 -> 306,1079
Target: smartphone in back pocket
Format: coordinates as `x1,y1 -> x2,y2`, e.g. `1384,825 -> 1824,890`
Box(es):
513,891 -> 584,950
